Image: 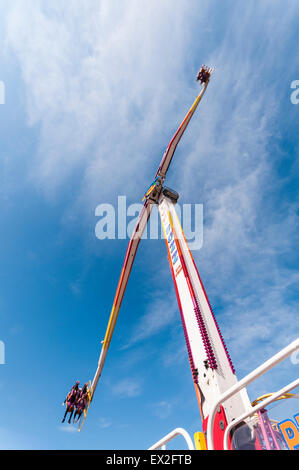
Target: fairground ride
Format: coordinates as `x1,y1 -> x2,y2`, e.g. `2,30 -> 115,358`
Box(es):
65,66 -> 299,450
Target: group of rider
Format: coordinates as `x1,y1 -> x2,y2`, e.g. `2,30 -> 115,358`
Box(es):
196,65 -> 212,84
62,381 -> 90,424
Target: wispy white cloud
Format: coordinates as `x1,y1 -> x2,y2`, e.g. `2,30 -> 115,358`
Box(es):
98,417 -> 112,429
123,297 -> 178,349
57,424 -> 77,433
69,280 -> 82,296
162,341 -> 187,369
4,0 -> 207,206
150,400 -> 173,420
4,0 -> 299,393
111,378 -> 142,398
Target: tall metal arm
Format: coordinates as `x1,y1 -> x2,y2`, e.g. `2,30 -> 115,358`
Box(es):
156,80 -> 210,179
91,201 -> 153,395
90,73 -> 211,399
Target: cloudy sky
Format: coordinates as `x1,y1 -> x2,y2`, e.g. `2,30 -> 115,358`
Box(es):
0,0 -> 298,450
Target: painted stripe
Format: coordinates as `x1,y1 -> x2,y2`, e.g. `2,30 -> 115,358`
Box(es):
156,81 -> 209,178
160,209 -> 199,385
173,208 -> 235,374
167,211 -> 217,370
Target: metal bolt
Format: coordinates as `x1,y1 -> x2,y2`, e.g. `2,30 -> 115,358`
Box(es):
219,420 -> 225,431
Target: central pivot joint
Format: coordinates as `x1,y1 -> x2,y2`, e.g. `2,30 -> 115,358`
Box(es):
161,187 -> 179,204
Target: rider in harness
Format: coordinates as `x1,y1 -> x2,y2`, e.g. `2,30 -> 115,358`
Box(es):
73,383 -> 89,423
62,381 -> 80,424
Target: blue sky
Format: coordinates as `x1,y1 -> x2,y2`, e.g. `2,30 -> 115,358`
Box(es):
0,0 -> 298,450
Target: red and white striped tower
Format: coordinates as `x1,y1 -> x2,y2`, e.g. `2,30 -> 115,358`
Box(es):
158,192 -> 252,448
